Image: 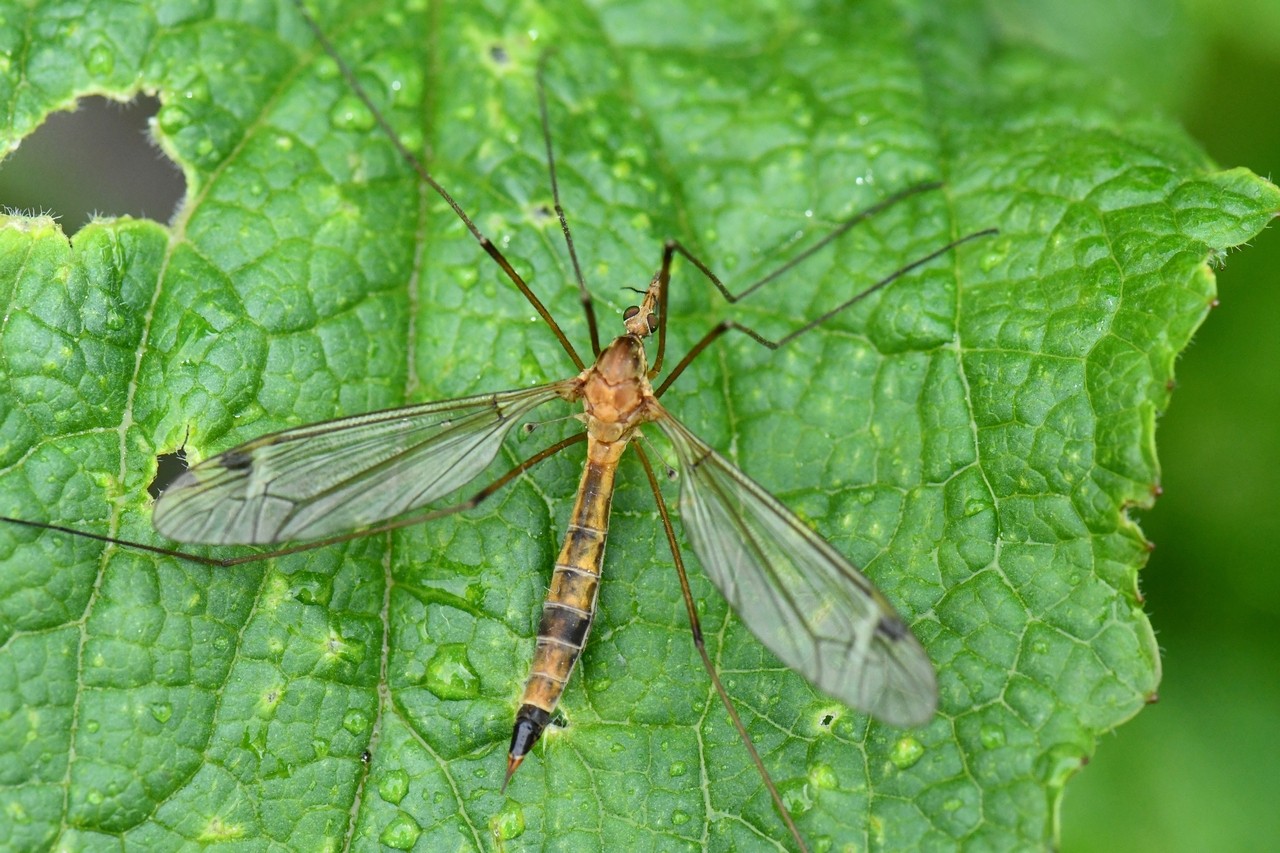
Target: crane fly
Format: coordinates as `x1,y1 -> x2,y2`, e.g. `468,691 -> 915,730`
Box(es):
0,2 -> 996,848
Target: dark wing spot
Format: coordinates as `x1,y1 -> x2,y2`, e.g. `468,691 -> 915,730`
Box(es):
876,616 -> 909,641
221,450 -> 253,471
688,449 -> 712,471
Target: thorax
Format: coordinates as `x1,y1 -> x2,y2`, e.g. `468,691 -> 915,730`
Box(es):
569,334 -> 660,444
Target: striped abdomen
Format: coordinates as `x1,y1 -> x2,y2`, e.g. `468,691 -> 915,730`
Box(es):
505,436 -> 625,781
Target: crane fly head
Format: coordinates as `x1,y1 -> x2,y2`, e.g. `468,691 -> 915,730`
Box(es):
622,303 -> 658,337
622,270 -> 662,337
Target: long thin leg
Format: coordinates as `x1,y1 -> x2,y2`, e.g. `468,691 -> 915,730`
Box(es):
633,444 -> 811,853
647,244 -> 674,377
656,228 -> 997,396
288,0 -> 585,370
673,180 -> 943,305
536,52 -> 600,356
649,181 -> 948,378
1,433 -> 586,568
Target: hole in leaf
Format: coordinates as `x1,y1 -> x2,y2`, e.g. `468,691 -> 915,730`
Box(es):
0,94 -> 186,234
147,446 -> 190,500
147,428 -> 191,499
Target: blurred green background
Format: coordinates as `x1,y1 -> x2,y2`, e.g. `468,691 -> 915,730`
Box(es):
1054,1 -> 1280,849
0,1 -> 1276,848
995,0 -> 1280,848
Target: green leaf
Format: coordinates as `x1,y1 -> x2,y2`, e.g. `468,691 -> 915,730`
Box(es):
1,0 -> 1276,850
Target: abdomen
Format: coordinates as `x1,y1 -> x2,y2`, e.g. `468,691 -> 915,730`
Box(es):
505,436 -> 625,784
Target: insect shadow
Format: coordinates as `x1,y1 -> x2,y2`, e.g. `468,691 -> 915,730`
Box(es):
1,3 -> 996,849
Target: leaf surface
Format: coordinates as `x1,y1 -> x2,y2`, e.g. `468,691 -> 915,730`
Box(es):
1,0 -> 1277,849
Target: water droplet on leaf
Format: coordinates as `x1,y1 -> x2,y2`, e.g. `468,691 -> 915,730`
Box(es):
378,812 -> 421,849
779,778 -> 814,817
342,709 -> 370,735
809,761 -> 837,789
890,736 -> 924,769
329,95 -> 375,131
491,802 -> 526,840
86,45 -> 114,75
378,769 -> 410,804
424,643 -> 480,700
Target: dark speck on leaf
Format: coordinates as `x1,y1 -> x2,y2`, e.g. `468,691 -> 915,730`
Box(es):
490,44 -> 509,64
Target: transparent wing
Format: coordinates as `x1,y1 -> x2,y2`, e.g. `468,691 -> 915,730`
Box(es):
657,413 -> 937,727
153,382 -> 574,545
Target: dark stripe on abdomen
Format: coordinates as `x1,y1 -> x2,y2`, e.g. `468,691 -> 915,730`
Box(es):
509,446 -> 619,761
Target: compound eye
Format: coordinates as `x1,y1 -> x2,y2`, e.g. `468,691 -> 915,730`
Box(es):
646,313 -> 658,332
623,305 -> 640,321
